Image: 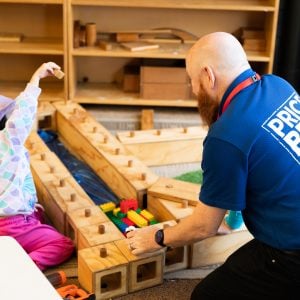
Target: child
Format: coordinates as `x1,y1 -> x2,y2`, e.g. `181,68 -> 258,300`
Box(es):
0,62 -> 74,270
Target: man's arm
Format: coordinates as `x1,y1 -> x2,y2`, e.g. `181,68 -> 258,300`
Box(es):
126,200 -> 227,255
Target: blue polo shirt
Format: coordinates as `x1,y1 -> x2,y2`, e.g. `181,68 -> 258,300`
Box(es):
200,69 -> 300,250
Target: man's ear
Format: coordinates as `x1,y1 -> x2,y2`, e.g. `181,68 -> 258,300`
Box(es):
203,66 -> 216,89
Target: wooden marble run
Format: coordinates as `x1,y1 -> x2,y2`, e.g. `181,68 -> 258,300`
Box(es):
29,101 -> 253,299
116,126 -> 208,166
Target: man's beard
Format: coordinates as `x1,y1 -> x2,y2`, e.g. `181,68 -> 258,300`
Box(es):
197,88 -> 219,127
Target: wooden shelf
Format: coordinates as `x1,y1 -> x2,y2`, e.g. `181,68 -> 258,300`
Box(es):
73,43 -> 191,59
71,0 -> 276,12
0,37 -> 63,55
73,83 -> 198,107
0,81 -> 65,102
73,44 -> 270,62
0,0 -> 63,3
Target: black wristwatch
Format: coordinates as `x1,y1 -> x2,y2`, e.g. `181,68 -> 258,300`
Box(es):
155,229 -> 166,247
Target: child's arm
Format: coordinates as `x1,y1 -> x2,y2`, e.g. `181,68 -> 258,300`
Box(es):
0,62 -> 62,153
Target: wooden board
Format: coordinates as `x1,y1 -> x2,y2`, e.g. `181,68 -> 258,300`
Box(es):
117,126 -> 207,166
147,177 -> 200,205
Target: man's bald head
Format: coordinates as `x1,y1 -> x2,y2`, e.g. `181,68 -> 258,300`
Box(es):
186,32 -> 251,126
186,32 -> 250,82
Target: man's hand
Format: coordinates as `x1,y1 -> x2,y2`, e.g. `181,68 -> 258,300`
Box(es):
126,226 -> 163,255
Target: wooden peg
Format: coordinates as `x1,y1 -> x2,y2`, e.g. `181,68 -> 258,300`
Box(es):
85,208 -> 91,217
49,166 -> 55,173
129,131 -> 135,137
103,136 -> 108,144
115,148 -> 120,155
92,126 -> 97,133
166,184 -> 173,188
128,160 -> 133,167
70,193 -> 76,202
183,127 -> 188,133
40,153 -> 46,160
100,247 -> 107,258
98,224 -> 105,234
141,173 -> 147,181
59,179 -> 66,187
181,200 -> 188,208
73,108 -> 78,114
156,129 -> 161,136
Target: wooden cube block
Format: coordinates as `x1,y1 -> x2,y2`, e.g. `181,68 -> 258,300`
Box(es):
66,206 -> 109,248
153,221 -> 189,273
140,83 -> 190,100
78,243 -> 128,299
141,66 -> 189,84
77,221 -> 125,250
114,239 -> 164,293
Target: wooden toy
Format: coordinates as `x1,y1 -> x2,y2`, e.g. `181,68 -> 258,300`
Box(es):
114,239 -> 165,293
116,126 -> 207,166
78,243 -> 128,299
53,101 -> 159,207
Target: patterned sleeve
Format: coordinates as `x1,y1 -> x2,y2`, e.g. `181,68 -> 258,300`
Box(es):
0,83 -> 41,156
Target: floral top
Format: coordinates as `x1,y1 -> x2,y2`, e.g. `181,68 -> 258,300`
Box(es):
0,83 -> 41,216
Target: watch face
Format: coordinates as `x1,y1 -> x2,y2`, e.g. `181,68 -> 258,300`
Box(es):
155,229 -> 164,245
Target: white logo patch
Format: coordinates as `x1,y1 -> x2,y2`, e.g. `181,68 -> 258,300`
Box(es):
262,93 -> 300,165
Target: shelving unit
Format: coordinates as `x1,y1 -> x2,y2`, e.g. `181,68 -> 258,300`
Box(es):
67,0 -> 280,107
0,0 -> 67,101
1,0 -> 280,107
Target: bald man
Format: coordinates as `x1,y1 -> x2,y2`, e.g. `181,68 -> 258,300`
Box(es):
127,32 -> 300,298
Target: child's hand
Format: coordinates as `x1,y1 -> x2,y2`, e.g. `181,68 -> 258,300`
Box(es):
29,62 -> 62,86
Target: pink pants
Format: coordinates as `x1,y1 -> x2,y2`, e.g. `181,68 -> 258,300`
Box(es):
0,211 -> 75,270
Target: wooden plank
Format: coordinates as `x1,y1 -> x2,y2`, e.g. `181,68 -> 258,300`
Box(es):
117,126 -> 207,166
78,243 -> 128,299
147,177 -> 200,206
148,196 -> 195,222
189,230 -> 254,268
53,102 -> 159,206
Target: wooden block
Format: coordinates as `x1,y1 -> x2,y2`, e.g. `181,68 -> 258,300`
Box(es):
78,243 -> 128,299
37,101 -> 56,130
123,73 -> 140,93
121,42 -> 159,52
141,109 -> 154,130
117,126 -> 207,166
66,206 -> 109,248
148,196 -> 195,222
114,239 -> 164,292
53,102 -> 159,207
189,230 -> 254,268
37,178 -> 95,234
116,32 -> 139,42
77,221 -> 125,250
25,131 -> 51,156
53,69 -> 65,80
147,177 -> 200,206
151,221 -> 188,273
0,32 -> 23,42
140,83 -> 190,100
141,66 -> 189,84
